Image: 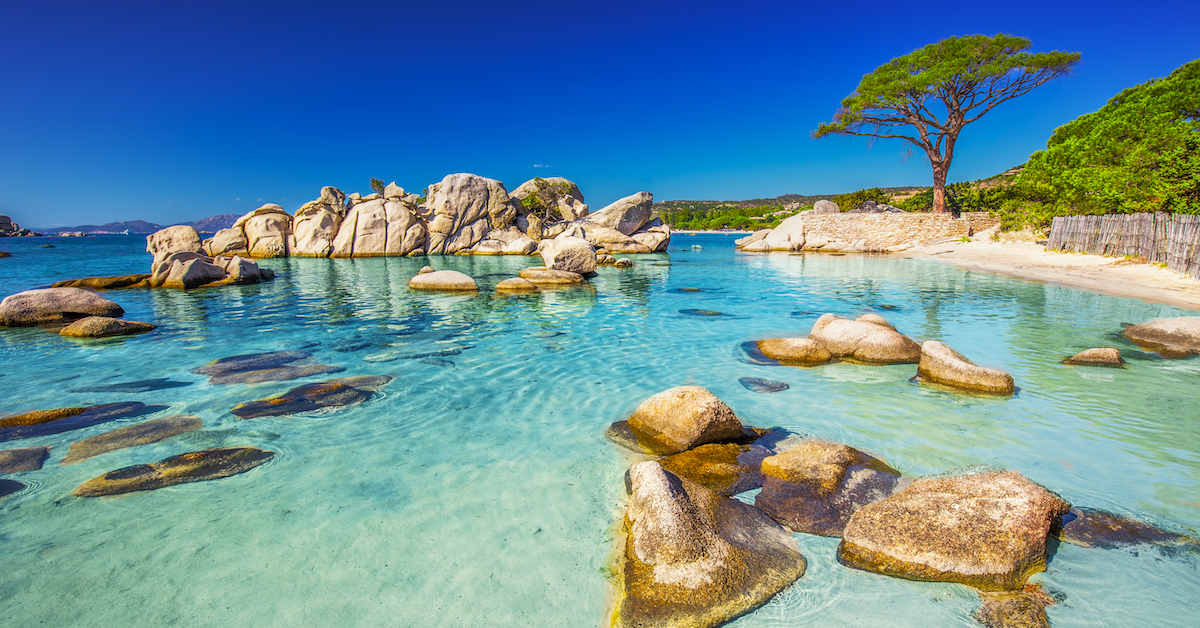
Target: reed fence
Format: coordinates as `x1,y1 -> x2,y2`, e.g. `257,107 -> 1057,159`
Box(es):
1047,213 -> 1200,279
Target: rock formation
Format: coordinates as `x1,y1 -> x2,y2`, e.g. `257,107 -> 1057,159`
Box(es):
537,236 -> 597,274
59,316 -> 156,338
422,173 -> 516,254
0,402 -> 151,442
756,337 -> 833,365
809,314 -> 921,364
231,375 -> 392,419
74,447 -> 275,497
620,386 -> 750,455
0,446 -> 50,473
659,443 -> 771,496
0,288 -> 123,326
408,270 -> 478,291
61,415 -> 203,465
192,350 -> 343,385
1123,317 -> 1200,357
1062,347 -> 1126,367
917,340 -> 1015,395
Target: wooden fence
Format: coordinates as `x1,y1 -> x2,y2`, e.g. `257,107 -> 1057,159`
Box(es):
1047,213 -> 1200,279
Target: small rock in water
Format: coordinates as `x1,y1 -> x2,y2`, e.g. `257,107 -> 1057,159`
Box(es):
69,378 -> 193,393
1122,317 -> 1200,358
60,316 -> 156,338
0,446 -> 51,473
40,244 -> 55,248
974,591 -> 1051,628
1055,507 -> 1198,550
0,479 -> 24,500
738,377 -> 790,393
0,402 -> 152,442
51,274 -> 151,290
420,358 -> 455,368
60,415 -> 203,465
620,386 -> 750,455
675,287 -> 702,293
73,447 -> 275,497
232,375 -> 392,419
408,270 -> 478,291
917,340 -> 1015,395
679,308 -> 726,317
192,350 -> 343,385
757,338 -> 833,365
1061,347 -> 1126,368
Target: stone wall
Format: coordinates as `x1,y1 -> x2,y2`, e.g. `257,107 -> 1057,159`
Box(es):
796,212 -> 998,252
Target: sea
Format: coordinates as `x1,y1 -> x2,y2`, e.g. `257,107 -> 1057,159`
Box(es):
0,233 -> 1197,627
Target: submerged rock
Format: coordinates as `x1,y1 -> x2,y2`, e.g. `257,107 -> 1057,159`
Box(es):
0,288 -> 124,326
610,461 -> 806,628
1123,317 -> 1200,358
60,316 -> 156,338
623,386 -> 749,455
809,314 -> 921,364
518,267 -> 587,285
917,341 -> 1015,395
0,402 -> 150,442
0,446 -> 50,473
192,350 -> 342,385
0,479 -> 23,500
737,377 -> 789,393
756,338 -> 833,365
74,447 -> 275,497
408,270 -> 478,291
974,590 -> 1051,628
232,375 -> 392,419
659,443 -> 771,495
755,441 -> 904,537
1062,347 -> 1126,367
69,379 -> 192,394
838,468 -> 1070,591
51,274 -> 151,289
61,415 -> 203,465
1055,507 -> 1198,550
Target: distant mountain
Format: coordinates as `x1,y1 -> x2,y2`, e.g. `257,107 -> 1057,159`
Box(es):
34,214 -> 239,235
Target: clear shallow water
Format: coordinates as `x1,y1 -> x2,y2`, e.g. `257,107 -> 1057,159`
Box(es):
0,234 -> 1197,627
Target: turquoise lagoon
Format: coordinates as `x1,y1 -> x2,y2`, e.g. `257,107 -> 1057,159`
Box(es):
0,233 -> 1197,627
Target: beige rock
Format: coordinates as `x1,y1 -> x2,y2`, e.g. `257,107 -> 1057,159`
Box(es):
611,461 -> 806,628
0,288 -> 124,326
811,199 -> 840,214
203,227 -> 249,257
162,257 -> 227,289
918,340 -> 1015,395
809,314 -> 921,364
613,258 -> 634,268
383,181 -> 405,200
538,236 -> 596,274
149,251 -> 210,287
1062,347 -> 1126,367
838,468 -> 1070,591
1123,317 -> 1200,357
631,229 -> 671,252
290,187 -> 345,257
239,204 -> 292,258
757,338 -> 833,365
60,316 -> 156,338
408,270 -> 478,291
470,226 -> 537,255
518,268 -> 586,285
583,192 -> 653,235
422,173 -> 516,254
735,229 -> 771,247
739,240 -> 771,252
626,386 -> 746,455
495,277 -> 538,292
763,213 -> 806,251
856,313 -> 895,330
146,226 -> 202,259
418,266 -> 435,274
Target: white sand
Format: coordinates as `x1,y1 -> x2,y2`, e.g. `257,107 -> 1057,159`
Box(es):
903,240 -> 1200,311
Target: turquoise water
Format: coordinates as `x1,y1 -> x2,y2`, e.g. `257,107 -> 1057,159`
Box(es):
0,233 -> 1197,627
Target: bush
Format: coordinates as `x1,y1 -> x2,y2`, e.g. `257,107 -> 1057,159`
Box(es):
832,188 -> 891,211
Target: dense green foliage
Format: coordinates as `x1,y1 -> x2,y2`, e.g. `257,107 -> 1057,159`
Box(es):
814,34 -> 1080,212
1017,59 -> 1200,218
657,203 -> 794,230
832,188 -> 894,211
517,177 -> 576,222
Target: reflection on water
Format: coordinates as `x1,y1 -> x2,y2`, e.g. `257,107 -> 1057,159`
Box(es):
0,235 -> 1198,628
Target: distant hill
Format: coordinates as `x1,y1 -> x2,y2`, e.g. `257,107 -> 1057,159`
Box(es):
34,214 -> 239,235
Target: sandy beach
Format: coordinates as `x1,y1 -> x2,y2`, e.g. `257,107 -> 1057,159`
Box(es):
905,239 -> 1200,311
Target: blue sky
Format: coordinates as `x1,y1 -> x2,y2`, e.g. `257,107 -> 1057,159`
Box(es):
2,0 -> 1197,227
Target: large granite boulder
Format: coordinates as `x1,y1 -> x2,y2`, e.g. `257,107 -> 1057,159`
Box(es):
0,402 -> 149,442
160,255 -> 228,289
408,270 -> 478,291
290,186 -> 346,257
518,268 -> 587,285
51,274 -> 151,289
0,446 -> 50,473
811,199 -> 840,214
60,316 -> 156,338
624,386 -> 747,455
918,341 -> 1015,395
146,225 -> 203,259
538,236 -> 596,274
838,468 -> 1070,591
510,177 -> 589,223
422,173 -> 516,254
61,415 -> 202,465
213,255 -> 270,284
583,192 -> 653,236
573,224 -> 653,254
234,203 -> 292,258
192,350 -> 342,385
469,226 -> 538,255
232,375 -> 392,419
0,288 -> 124,326
659,443 -> 771,496
757,338 -> 833,365
203,226 -> 250,257
1123,317 -> 1200,357
631,219 -> 671,252
735,229 -> 772,248
74,447 -> 275,497
755,441 -> 904,536
1062,347 -> 1126,367
809,314 -> 921,364
331,198 -> 426,257
762,213 -> 806,251
610,461 -> 806,628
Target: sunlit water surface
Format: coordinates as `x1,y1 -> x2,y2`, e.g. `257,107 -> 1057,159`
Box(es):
0,234 -> 1197,627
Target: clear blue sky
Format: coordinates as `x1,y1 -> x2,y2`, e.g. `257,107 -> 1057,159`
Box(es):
2,0 -> 1197,227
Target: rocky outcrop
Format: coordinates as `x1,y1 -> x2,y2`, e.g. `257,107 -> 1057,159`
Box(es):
145,243 -> 272,289
734,230 -> 771,247
918,341 -> 1015,395
408,270 -> 478,291
757,338 -> 833,365
538,236 -> 596,274
659,443 -> 771,496
468,226 -> 538,255
610,461 -> 806,628
761,213 -> 806,251
145,225 -> 203,258
60,316 -> 156,338
809,314 -> 921,364
422,173 -> 516,254
192,350 -> 343,385
755,441 -> 904,537
622,386 -> 748,455
1123,317 -> 1200,357
582,192 -> 653,236
61,415 -> 203,465
0,402 -> 149,442
290,186 -> 346,257
231,375 -> 392,419
73,447 -> 275,497
838,468 -> 1069,590
556,224 -> 651,254
0,446 -> 50,473
0,288 -> 124,326
518,268 -> 587,285
1062,347 -> 1126,367
203,227 -> 249,257
331,198 -> 427,257
630,218 -> 671,252
510,177 -> 589,228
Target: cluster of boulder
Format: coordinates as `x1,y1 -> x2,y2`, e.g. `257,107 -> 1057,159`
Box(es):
198,174 -> 668,260
604,385 -> 1197,628
0,287 -> 156,338
0,214 -> 37,237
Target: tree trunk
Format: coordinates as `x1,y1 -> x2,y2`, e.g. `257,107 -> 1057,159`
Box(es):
931,163 -> 948,213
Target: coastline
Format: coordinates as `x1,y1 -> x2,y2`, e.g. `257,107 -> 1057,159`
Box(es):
903,240 -> 1200,311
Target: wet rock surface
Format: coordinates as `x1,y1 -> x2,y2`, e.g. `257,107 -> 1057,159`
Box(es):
69,378 -> 192,393
192,350 -> 343,385
838,468 -> 1069,590
74,447 -> 275,497
59,316 -> 156,338
1062,347 -> 1126,367
974,590 -> 1051,628
61,415 -> 203,465
659,443 -> 771,495
0,479 -> 24,500
51,274 -> 151,289
611,461 -> 806,628
0,287 -> 124,326
622,386 -> 749,455
1123,317 -> 1200,358
0,402 -> 154,442
756,338 -> 833,365
756,441 -> 904,537
917,340 -> 1015,395
0,446 -> 50,473
737,377 -> 789,393
408,269 -> 478,291
518,267 -> 587,285
1055,507 -> 1198,550
232,375 -> 392,419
